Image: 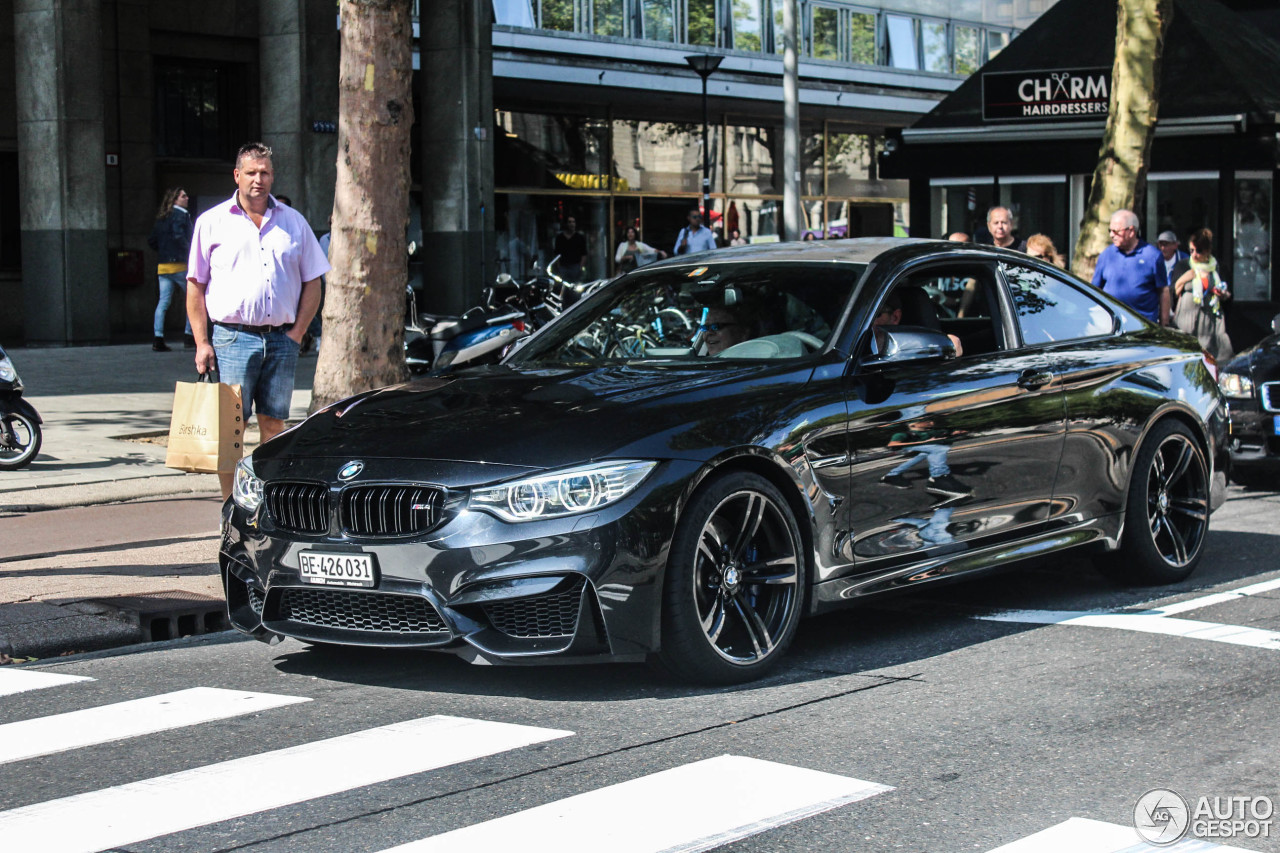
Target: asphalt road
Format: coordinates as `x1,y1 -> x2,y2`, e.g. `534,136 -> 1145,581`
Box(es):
1,485 -> 1278,853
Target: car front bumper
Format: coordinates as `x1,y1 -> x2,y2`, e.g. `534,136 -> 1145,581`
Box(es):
219,459 -> 698,664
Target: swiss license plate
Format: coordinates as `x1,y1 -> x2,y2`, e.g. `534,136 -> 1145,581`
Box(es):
298,551 -> 375,588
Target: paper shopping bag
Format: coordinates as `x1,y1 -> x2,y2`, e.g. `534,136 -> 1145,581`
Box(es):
165,373 -> 244,473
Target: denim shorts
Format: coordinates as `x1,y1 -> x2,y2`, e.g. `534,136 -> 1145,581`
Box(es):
211,325 -> 300,420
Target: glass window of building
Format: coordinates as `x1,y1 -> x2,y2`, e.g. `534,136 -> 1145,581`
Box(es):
592,0 -> 625,36
850,11 -> 877,64
826,132 -> 872,197
154,59 -> 244,159
642,0 -> 676,41
986,29 -> 1011,60
538,0 -> 574,30
1234,176 -> 1272,302
687,0 -> 717,46
732,0 -> 764,51
496,112 -> 609,189
612,120 -> 719,195
886,15 -> 919,70
953,25 -> 981,74
920,20 -> 949,73
811,4 -> 840,60
1002,177 -> 1067,257
494,0 -> 537,27
1147,173 -> 1218,257
930,179 -> 996,240
728,124 -> 779,196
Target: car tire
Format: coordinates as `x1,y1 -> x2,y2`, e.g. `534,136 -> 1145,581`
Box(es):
656,471 -> 805,684
1101,419 -> 1210,585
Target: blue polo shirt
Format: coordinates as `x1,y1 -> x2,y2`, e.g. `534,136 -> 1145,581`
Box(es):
1091,240 -> 1168,322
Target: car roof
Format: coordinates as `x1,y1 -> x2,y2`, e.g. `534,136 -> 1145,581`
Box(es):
640,237 -> 1045,269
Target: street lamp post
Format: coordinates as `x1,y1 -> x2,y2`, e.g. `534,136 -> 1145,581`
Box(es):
685,54 -> 724,222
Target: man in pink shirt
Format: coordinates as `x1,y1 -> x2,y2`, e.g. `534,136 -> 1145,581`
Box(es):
186,142 -> 330,497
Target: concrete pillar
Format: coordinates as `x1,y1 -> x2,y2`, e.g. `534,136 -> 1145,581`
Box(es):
303,0 -> 339,230
15,0 -> 110,344
260,0 -> 307,213
421,0 -> 494,315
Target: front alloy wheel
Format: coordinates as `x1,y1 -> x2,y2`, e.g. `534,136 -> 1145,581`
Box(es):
1105,420 -> 1209,584
658,472 -> 803,683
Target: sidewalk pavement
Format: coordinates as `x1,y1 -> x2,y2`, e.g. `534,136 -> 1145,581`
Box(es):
1,343 -> 318,660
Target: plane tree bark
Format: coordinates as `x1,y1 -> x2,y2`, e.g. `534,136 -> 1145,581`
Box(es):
310,0 -> 414,412
1071,0 -> 1173,280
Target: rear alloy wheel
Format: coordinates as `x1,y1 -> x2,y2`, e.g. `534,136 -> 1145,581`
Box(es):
658,472 -> 804,683
1105,420 -> 1209,584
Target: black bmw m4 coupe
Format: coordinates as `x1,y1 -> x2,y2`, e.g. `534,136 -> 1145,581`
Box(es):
221,239 -> 1228,683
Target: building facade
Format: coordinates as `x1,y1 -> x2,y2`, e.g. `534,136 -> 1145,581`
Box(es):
0,0 -> 1056,342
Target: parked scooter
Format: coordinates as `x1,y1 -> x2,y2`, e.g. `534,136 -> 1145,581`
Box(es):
0,343 -> 42,469
404,283 -> 533,375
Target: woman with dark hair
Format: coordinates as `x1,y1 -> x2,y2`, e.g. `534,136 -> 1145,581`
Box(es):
614,226 -> 665,274
147,187 -> 194,351
1172,228 -> 1233,363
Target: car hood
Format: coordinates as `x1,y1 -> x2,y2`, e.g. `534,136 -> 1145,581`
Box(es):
1224,333 -> 1280,377
257,361 -> 813,475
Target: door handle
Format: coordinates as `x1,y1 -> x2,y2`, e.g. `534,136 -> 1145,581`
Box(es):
1017,369 -> 1053,389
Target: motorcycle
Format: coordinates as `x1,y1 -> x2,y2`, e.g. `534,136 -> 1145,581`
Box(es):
404,274 -> 551,374
0,344 -> 42,470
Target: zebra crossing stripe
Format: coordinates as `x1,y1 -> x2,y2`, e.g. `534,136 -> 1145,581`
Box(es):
0,669 -> 93,697
377,755 -> 892,853
0,687 -> 311,766
979,609 -> 1280,651
985,817 -> 1256,852
0,714 -> 573,853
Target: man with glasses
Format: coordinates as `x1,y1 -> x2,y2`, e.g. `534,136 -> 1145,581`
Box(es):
1091,209 -> 1170,326
674,209 -> 718,256
700,304 -> 753,355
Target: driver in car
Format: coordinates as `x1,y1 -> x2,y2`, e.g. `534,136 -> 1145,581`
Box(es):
701,304 -> 756,355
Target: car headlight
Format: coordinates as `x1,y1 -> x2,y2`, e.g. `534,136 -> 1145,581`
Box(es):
232,456 -> 264,512
469,460 -> 657,522
0,356 -> 18,385
1219,372 -> 1255,399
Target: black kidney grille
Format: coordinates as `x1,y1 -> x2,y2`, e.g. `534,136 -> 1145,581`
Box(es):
483,579 -> 585,639
1263,382 -> 1279,412
278,588 -> 447,634
342,485 -> 442,536
265,482 -> 330,534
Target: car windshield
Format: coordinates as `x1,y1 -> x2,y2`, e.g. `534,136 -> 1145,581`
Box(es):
511,261 -> 866,364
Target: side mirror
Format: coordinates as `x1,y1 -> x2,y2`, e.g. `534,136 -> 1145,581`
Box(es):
870,327 -> 956,365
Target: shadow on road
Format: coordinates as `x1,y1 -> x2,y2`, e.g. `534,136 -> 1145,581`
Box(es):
267,527 -> 1280,703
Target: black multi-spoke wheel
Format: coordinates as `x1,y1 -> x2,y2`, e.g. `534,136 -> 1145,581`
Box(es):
0,412 -> 41,470
657,472 -> 804,683
1103,420 -> 1209,584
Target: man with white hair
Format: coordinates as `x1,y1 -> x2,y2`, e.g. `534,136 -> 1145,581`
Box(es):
1091,209 -> 1170,325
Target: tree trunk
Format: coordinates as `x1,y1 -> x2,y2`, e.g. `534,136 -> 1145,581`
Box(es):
1071,0 -> 1172,280
310,0 -> 414,412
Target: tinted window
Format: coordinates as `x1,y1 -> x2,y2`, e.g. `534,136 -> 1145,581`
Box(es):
1003,263 -> 1115,345
513,262 -> 864,364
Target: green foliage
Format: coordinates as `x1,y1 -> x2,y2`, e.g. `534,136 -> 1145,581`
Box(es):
688,0 -> 716,46
541,0 -> 573,31
593,0 -> 624,36
850,13 -> 877,64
